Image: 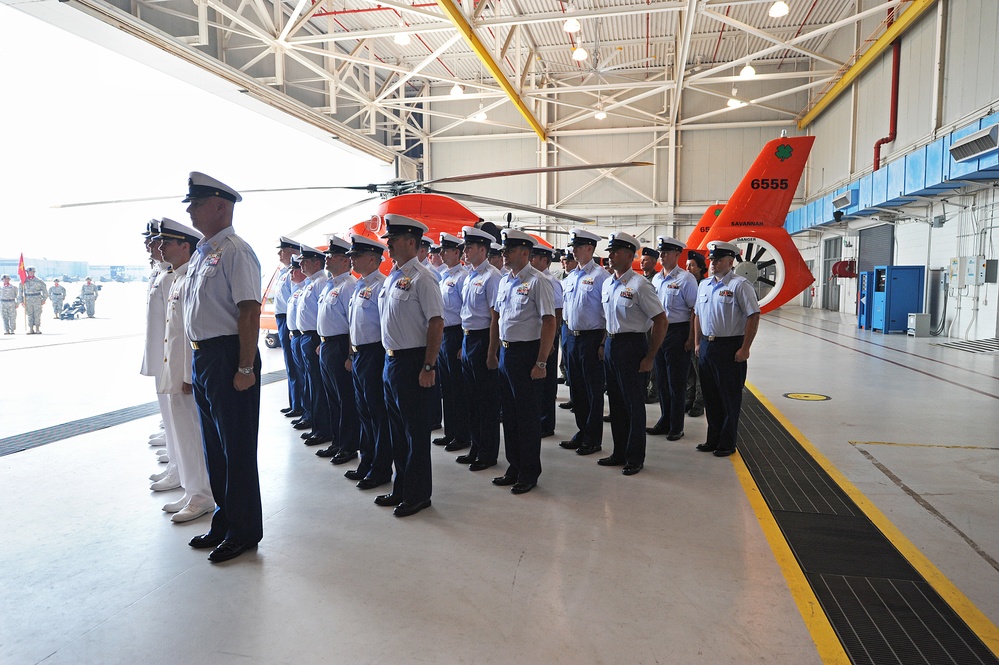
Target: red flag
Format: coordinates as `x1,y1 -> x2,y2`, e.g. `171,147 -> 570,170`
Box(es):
17,253 -> 27,285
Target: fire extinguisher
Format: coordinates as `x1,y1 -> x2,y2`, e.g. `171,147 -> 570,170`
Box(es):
810,285 -> 816,298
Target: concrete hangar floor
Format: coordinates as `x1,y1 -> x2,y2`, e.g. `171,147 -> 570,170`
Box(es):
1,282 -> 997,664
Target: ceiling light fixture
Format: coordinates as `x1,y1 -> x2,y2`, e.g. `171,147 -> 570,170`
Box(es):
595,96 -> 606,120
450,83 -> 465,97
472,103 -> 487,122
572,46 -> 588,62
768,1 -> 789,18
727,87 -> 745,108
739,33 -> 755,79
393,22 -> 411,46
563,3 -> 581,33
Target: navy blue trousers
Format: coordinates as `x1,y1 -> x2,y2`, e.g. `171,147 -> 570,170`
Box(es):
698,336 -> 747,453
498,340 -> 543,485
565,330 -> 605,447
292,333 -> 314,423
383,349 -> 433,504
540,329 -> 560,434
276,313 -> 303,412
440,326 -> 470,444
605,333 -> 648,466
320,335 -> 359,452
352,343 -> 392,482
300,332 -> 331,436
653,321 -> 691,434
460,329 -> 500,464
192,336 -> 262,545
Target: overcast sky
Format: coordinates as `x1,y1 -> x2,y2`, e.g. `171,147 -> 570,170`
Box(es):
0,5 -> 392,266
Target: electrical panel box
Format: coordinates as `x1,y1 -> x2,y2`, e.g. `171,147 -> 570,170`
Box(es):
949,257 -> 964,288
872,265 -> 926,334
963,256 -> 986,285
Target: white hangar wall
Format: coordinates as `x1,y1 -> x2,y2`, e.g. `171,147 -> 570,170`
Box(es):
793,0 -> 999,340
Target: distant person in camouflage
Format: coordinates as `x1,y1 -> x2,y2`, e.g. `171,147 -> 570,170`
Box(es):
19,267 -> 47,334
1,274 -> 19,334
80,277 -> 98,318
49,279 -> 67,318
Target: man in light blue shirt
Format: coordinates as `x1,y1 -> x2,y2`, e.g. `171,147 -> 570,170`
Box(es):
435,233 -> 471,453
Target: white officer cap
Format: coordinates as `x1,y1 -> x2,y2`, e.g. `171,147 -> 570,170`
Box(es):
142,219 -> 159,237
277,236 -> 300,250
707,240 -> 741,259
501,228 -> 536,249
298,244 -> 325,261
381,214 -> 428,239
531,245 -> 555,260
461,226 -> 494,245
657,235 -> 686,252
421,235 -> 435,249
183,172 -> 242,203
324,236 -> 352,255
346,233 -> 387,255
153,217 -> 203,244
605,232 -> 640,253
568,228 -> 601,247
439,233 -> 463,250
563,246 -> 576,261
488,242 -> 503,256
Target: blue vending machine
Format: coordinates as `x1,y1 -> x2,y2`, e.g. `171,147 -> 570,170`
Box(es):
871,265 -> 925,333
858,270 -> 875,329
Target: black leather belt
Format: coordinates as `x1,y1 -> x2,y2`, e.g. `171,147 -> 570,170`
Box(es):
607,332 -> 644,339
321,334 -> 349,342
190,335 -> 239,350
501,340 -> 537,348
289,330 -> 301,337
351,342 -> 382,353
386,347 -> 425,358
444,325 -> 462,332
463,328 -> 489,336
706,335 -> 743,342
568,329 -> 603,337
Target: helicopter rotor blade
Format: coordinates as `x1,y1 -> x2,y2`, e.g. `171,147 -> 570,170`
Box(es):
53,185 -> 374,209
421,162 -> 652,186
427,188 -> 596,225
283,196 -> 380,238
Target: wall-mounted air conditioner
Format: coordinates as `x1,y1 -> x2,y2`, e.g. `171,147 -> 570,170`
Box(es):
833,189 -> 856,210
949,125 -> 999,163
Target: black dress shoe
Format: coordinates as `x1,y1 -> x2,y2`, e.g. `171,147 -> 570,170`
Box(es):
393,499 -> 431,517
646,425 -> 668,435
511,482 -> 535,494
666,431 -> 684,441
301,431 -> 315,440
602,414 -> 611,422
284,409 -> 304,418
559,440 -> 579,450
597,456 -> 625,466
491,474 -> 517,486
374,493 -> 402,506
208,540 -> 258,563
469,460 -> 496,471
687,407 -> 704,417
622,464 -> 644,475
444,439 -> 470,452
293,420 -> 313,430
303,434 -> 333,446
541,431 -> 555,438
331,450 -> 359,465
557,377 -> 566,384
316,445 -> 340,458
357,478 -> 389,490
455,453 -> 475,464
558,401 -> 574,410
280,407 -> 293,414
189,533 -> 224,549
713,448 -> 736,457
696,443 -> 717,452
343,469 -> 363,480
432,435 -> 453,446
576,445 -> 602,456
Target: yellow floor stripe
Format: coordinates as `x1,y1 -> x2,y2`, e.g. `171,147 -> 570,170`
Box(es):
747,382 -> 999,657
731,452 -> 851,664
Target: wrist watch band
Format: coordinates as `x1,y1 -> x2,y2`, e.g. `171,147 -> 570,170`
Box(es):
238,366 -> 254,375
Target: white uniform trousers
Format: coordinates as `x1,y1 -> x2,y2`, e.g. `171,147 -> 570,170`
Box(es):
161,392 -> 214,508
156,393 -> 178,479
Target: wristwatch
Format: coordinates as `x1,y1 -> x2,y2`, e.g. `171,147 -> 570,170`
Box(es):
238,366 -> 254,375
422,364 -> 437,372
536,361 -> 547,369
